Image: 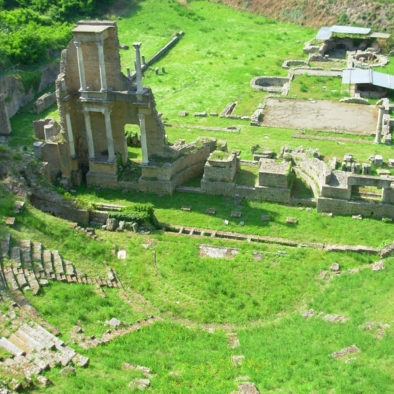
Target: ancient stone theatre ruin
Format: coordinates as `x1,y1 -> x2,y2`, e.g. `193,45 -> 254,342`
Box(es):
47,20 -> 215,193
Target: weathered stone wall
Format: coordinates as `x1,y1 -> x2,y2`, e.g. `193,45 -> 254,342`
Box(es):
0,94 -> 11,135
34,92 -> 56,114
317,197 -> 394,219
0,61 -> 59,118
40,142 -> 63,182
258,159 -> 290,188
295,157 -> 332,191
203,152 -> 238,183
238,185 -> 291,203
30,188 -> 90,225
201,180 -> 236,196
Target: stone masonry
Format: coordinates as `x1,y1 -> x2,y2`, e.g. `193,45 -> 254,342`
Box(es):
0,94 -> 11,136
34,20 -> 215,194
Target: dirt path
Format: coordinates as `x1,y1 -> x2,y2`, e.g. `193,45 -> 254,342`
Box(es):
262,98 -> 377,134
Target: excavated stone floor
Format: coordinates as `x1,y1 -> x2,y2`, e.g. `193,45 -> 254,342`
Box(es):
262,98 -> 378,134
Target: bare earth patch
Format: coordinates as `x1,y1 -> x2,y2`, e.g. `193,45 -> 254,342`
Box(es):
262,98 -> 377,135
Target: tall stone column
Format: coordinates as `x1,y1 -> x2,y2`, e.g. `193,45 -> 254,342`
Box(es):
65,113 -> 76,157
97,39 -> 108,92
374,106 -> 384,144
83,110 -> 95,160
74,41 -> 87,94
133,42 -> 144,94
103,108 -> 115,162
138,112 -> 148,165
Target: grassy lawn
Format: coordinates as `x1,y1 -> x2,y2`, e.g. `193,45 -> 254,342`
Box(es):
24,283 -> 146,339
239,261 -> 394,392
116,0 -> 314,119
289,75 -> 349,101
39,322 -> 236,393
72,186 -> 393,247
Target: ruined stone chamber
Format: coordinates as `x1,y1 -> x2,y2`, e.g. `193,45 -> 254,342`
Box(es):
43,20 -> 215,193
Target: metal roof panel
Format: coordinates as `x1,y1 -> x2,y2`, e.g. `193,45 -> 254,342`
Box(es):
331,25 -> 371,35
315,27 -> 333,40
342,69 -> 394,90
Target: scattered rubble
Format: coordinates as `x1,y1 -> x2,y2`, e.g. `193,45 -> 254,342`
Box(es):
331,345 -> 360,359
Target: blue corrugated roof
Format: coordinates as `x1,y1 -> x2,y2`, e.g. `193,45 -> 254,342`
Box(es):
315,25 -> 371,41
342,69 -> 394,90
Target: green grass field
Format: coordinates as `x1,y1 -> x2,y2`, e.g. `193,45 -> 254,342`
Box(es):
1,0 -> 393,392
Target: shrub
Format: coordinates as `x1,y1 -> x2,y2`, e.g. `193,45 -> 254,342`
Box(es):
107,203 -> 157,225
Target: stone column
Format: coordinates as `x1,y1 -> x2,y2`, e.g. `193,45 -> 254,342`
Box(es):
74,41 -> 87,93
374,106 -> 384,144
103,108 -> 115,162
138,112 -> 148,165
133,42 -> 144,94
83,110 -> 95,160
97,39 -> 108,92
65,113 -> 76,157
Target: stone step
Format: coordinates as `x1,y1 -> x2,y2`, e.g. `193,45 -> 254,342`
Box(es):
4,270 -> 19,290
55,346 -> 76,366
52,250 -> 65,274
11,247 -> 21,266
64,260 -> 75,276
14,269 -> 28,289
0,337 -> 25,356
33,323 -> 64,349
24,270 -> 40,295
32,242 -> 42,262
8,333 -> 31,354
0,234 -> 11,259
43,250 -> 54,275
20,240 -> 33,270
19,325 -> 53,351
11,330 -> 42,353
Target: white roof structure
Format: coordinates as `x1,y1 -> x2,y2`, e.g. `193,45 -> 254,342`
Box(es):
315,25 -> 371,41
342,69 -> 394,90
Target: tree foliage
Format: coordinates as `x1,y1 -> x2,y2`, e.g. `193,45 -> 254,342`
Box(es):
0,0 -> 114,69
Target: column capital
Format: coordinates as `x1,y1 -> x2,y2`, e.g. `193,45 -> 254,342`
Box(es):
96,38 -> 104,47
133,42 -> 142,49
74,40 -> 81,48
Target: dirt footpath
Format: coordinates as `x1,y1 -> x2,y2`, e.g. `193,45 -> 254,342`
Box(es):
262,98 -> 377,135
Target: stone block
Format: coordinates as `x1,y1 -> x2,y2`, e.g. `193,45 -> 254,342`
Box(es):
286,217 -> 298,224
374,155 -> 383,166
194,111 -> 207,117
34,92 -> 56,114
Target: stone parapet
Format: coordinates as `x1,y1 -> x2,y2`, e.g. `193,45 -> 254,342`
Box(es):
317,197 -> 394,219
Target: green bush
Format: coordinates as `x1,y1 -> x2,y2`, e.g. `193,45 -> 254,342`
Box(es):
107,203 -> 157,225
0,0 -> 114,68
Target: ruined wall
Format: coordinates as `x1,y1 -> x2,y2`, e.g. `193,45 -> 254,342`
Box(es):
30,188 -> 90,225
0,94 -> 11,135
317,197 -> 394,219
296,157 -> 332,191
0,61 -> 59,118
